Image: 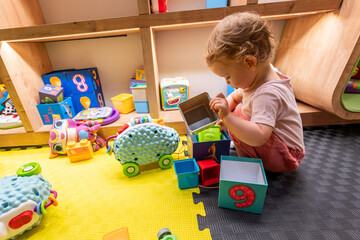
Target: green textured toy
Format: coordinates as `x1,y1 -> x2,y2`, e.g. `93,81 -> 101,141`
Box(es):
198,125 -> 221,142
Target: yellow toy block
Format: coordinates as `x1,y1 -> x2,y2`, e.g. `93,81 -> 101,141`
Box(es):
66,139 -> 94,163
135,69 -> 146,80
172,135 -> 190,161
103,227 -> 130,240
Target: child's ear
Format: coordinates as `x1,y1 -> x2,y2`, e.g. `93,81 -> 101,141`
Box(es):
243,55 -> 257,70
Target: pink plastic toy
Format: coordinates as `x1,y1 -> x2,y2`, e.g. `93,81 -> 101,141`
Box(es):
49,116 -> 105,158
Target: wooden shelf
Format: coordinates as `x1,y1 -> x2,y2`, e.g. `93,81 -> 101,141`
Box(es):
1,0 -> 357,148
0,0 -> 342,43
1,101 -> 359,148
275,0 -> 360,120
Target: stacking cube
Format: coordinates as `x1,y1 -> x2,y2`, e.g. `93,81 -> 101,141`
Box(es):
42,68 -> 105,114
37,97 -> 75,125
129,78 -> 146,93
131,84 -> 149,113
197,159 -> 220,186
173,158 -> 200,189
135,69 -> 146,80
39,84 -> 64,104
218,156 -> 268,214
187,129 -> 230,162
111,93 -> 135,114
42,69 -> 74,97
65,68 -> 105,113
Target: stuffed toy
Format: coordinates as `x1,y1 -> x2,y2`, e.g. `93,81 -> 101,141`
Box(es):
48,117 -> 105,158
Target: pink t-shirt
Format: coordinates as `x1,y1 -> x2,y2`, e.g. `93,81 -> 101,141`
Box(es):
240,71 -> 305,151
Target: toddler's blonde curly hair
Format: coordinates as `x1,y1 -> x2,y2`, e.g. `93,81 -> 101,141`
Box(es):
206,12 -> 274,65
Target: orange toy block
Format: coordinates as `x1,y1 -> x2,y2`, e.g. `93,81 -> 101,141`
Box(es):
66,139 -> 94,163
103,227 -> 130,240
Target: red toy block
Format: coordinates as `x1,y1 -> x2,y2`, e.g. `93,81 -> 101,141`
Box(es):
197,159 -> 220,186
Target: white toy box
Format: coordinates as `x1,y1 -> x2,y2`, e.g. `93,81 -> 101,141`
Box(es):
160,77 -> 189,111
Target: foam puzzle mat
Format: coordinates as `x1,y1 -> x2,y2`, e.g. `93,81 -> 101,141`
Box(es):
0,146 -> 211,240
193,124 -> 360,240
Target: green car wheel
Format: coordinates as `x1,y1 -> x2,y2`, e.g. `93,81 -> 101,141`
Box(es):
122,162 -> 140,177
158,155 -> 174,169
16,162 -> 42,177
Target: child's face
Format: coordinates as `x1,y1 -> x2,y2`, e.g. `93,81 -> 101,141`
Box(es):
209,58 -> 256,89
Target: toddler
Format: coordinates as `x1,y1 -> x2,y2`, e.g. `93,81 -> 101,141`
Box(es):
206,12 -> 305,172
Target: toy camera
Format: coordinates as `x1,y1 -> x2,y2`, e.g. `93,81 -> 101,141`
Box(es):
106,115 -> 179,177
0,162 -> 58,240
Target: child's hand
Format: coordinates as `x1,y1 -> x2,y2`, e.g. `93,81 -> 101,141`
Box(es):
216,119 -> 224,131
210,92 -> 231,119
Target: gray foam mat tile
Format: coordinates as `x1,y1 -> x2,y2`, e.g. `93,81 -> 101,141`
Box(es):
193,124 -> 360,240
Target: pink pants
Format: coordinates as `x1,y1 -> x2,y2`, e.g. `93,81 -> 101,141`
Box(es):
228,105 -> 305,172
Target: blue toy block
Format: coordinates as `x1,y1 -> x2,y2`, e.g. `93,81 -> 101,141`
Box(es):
173,158 -> 200,189
42,69 -> 75,97
37,97 -> 75,125
218,156 -> 268,214
39,84 -> 64,104
134,100 -> 149,113
65,68 -> 102,95
129,78 -> 146,93
71,92 -> 105,114
206,0 -> 227,8
187,129 -> 230,162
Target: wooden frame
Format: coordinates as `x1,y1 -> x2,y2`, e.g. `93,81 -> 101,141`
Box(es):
1,0 -> 358,148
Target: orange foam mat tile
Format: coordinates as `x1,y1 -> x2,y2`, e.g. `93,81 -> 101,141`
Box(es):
0,146 -> 211,240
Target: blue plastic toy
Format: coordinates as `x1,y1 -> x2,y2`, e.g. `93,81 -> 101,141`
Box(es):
0,162 -> 58,240
106,115 -> 179,177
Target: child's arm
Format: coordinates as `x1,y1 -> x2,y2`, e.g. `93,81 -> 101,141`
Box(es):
227,89 -> 243,111
210,92 -> 273,146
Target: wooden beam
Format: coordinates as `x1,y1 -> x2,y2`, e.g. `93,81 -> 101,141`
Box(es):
275,0 -> 360,120
0,0 -> 45,28
137,0 -> 151,15
0,42 -> 53,131
0,0 -> 342,43
140,28 -> 160,119
0,51 -> 33,131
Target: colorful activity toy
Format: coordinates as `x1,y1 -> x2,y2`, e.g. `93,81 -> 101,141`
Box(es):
218,156 -> 268,214
74,107 -> 119,126
179,92 -> 219,134
49,117 -> 105,158
111,94 -> 135,114
158,228 -> 178,240
0,162 -> 58,240
160,77 -> 189,111
106,115 -> 179,177
39,84 -> 64,104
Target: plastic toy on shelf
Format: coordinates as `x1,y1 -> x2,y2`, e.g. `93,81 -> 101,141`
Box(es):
48,116 -> 105,158
0,162 -> 58,240
106,115 -> 179,177
73,107 -> 119,126
0,84 -> 22,129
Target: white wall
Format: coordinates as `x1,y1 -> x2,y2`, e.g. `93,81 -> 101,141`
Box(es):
40,0 -> 285,106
